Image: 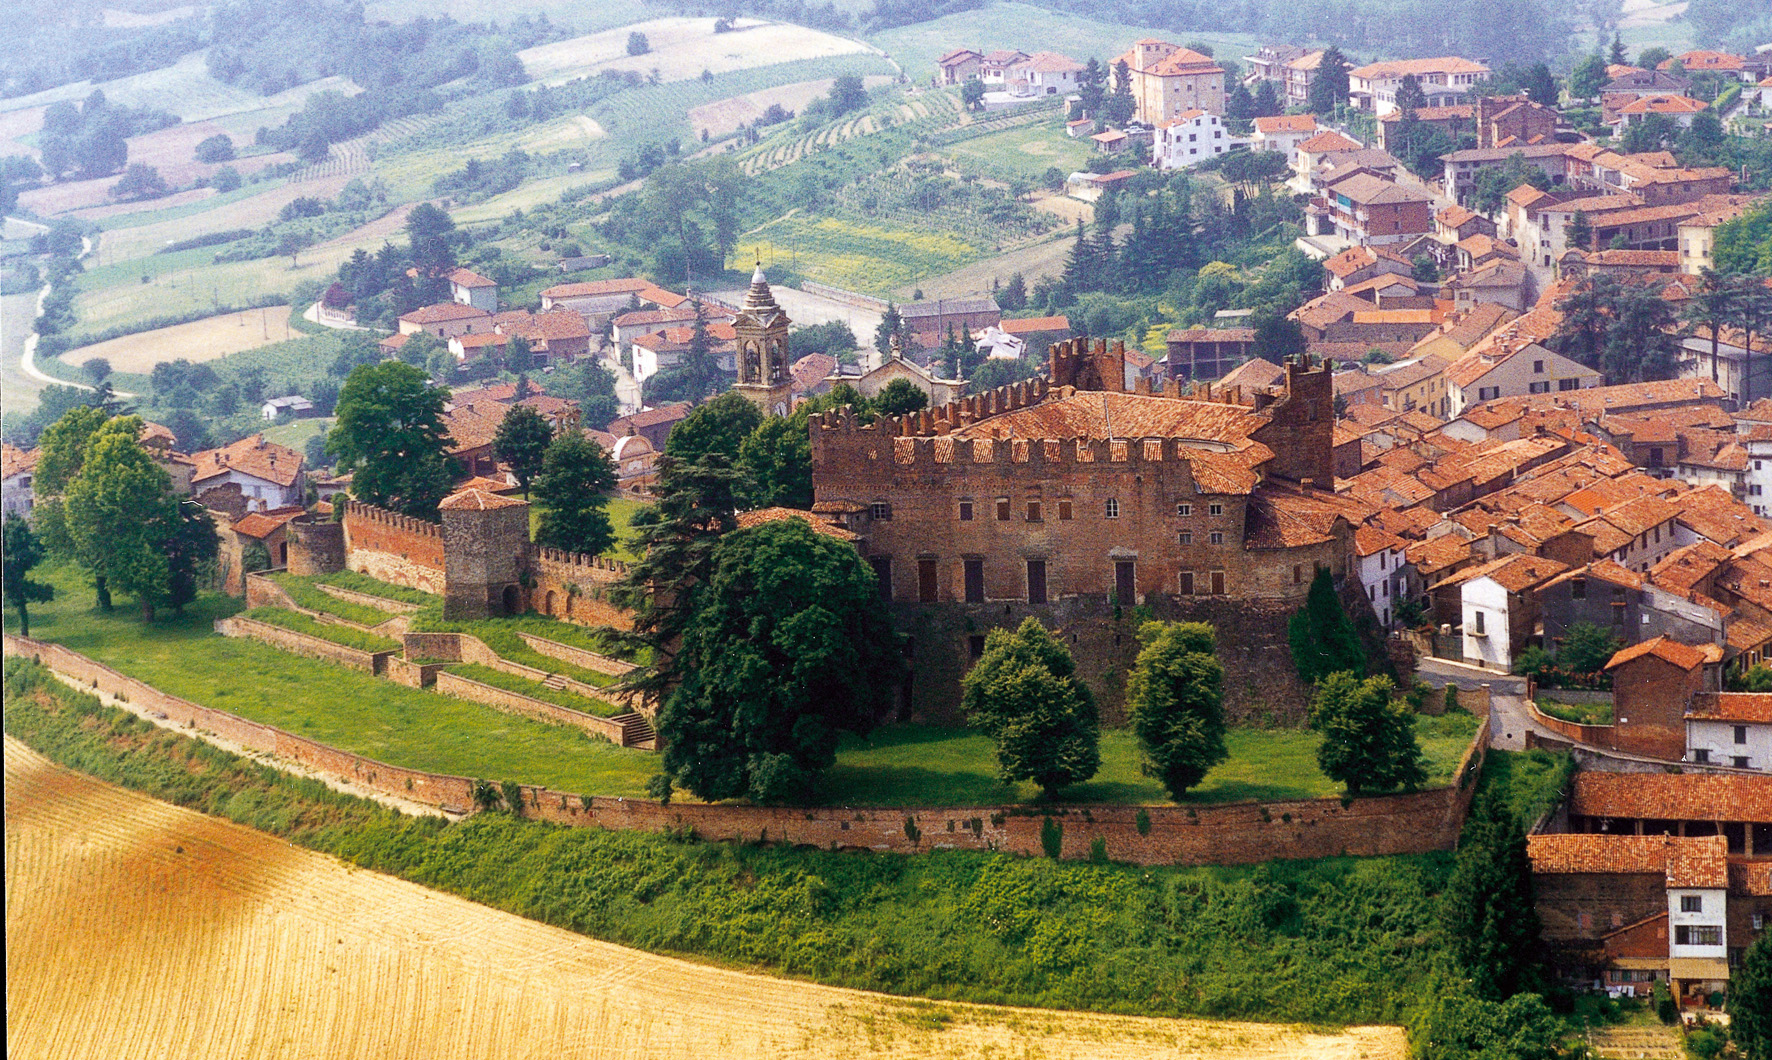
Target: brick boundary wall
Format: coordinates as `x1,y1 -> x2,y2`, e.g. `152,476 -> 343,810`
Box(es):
4,635 -> 1490,867
216,616 -> 396,674
432,670 -> 628,744
399,632 -> 633,709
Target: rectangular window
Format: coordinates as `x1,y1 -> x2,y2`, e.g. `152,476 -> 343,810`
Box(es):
1105,498 -> 1120,519
871,502 -> 891,520
1474,611 -> 1486,634
1027,560 -> 1048,605
1694,748 -> 1711,763
1529,381 -> 1550,394
918,559 -> 938,603
1534,360 -> 1544,373
968,634 -> 986,659
1026,501 -> 1042,522
1176,503 -> 1191,517
1676,925 -> 1722,946
959,501 -> 974,521
1058,499 -> 1073,521
1572,577 -> 1586,600
1209,531 -> 1224,545
1210,570 -> 1225,595
1682,895 -> 1703,913
1559,378 -> 1580,391
1294,564 -> 1303,585
1209,502 -> 1223,516
1735,756 -> 1751,769
869,556 -> 892,601
1738,725 -> 1750,745
996,498 -> 1011,521
1115,561 -> 1136,604
1179,571 -> 1195,595
1178,531 -> 1193,544
963,559 -> 984,603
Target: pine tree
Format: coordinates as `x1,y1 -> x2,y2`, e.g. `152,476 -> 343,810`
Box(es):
1609,34 -> 1627,67
1289,567 -> 1365,681
1308,47 -> 1350,115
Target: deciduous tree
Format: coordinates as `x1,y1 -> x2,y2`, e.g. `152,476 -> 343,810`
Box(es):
327,361 -> 456,519
3,518 -> 53,637
963,618 -> 1101,800
62,417 -> 181,621
532,431 -> 617,555
876,377 -> 928,417
1445,789 -> 1543,999
665,391 -> 763,466
492,404 -> 552,498
651,517 -> 904,803
1308,671 -> 1426,795
1735,930 -> 1772,1060
32,405 -> 112,609
1126,621 -> 1228,799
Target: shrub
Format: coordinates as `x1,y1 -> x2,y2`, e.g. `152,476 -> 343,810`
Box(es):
1041,816 -> 1063,859
501,780 -> 526,817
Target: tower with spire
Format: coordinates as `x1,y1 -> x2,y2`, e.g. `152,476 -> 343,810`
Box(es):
731,261 -> 794,416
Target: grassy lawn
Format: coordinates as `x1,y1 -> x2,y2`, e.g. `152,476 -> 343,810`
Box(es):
822,713 -> 1481,807
1476,747 -> 1575,830
259,416 -> 333,454
447,662 -> 622,717
940,120 -> 1093,182
8,565 -> 658,796
267,572 -> 401,626
742,213 -> 985,297
604,494 -> 646,561
243,607 -> 400,652
1535,695 -> 1613,726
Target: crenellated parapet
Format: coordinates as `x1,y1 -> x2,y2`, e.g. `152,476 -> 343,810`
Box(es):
343,500 -> 443,540
531,546 -> 632,577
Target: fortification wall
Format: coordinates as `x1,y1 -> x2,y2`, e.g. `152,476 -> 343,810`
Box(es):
528,549 -> 634,631
287,518 -> 346,576
5,636 -> 1488,867
343,502 -> 445,594
216,616 -> 395,674
244,572 -> 296,610
432,670 -> 626,744
314,583 -> 424,614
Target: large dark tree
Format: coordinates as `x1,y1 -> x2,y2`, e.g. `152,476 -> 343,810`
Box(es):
1308,672 -> 1426,795
492,404 -> 552,498
650,517 -> 904,803
327,361 -> 456,519
1126,621 -> 1228,799
62,417 -> 181,621
2,518 -> 54,637
1252,309 -> 1308,365
532,431 -> 617,555
1307,47 -> 1350,115
664,391 -> 763,466
1445,788 -> 1543,999
162,497 -> 218,615
30,405 -> 110,609
962,617 -> 1101,800
1736,930 -> 1772,1060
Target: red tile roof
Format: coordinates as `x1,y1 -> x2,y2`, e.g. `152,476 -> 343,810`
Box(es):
1687,693 -> 1772,724
446,267 -> 496,288
735,506 -> 859,541
191,434 -> 304,488
1571,772 -> 1772,823
438,487 -> 527,511
400,302 -> 490,325
1606,634 -> 1707,673
1528,833 -> 1730,885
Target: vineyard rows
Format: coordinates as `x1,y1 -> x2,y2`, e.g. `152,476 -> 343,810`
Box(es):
294,116 -> 441,183
737,89 -> 967,175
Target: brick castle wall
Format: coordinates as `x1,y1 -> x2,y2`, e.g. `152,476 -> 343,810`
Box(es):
528,548 -> 634,631
342,502 -> 445,594
5,635 -> 1489,867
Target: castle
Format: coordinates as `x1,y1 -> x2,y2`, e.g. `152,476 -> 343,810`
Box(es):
806,336 -> 1375,720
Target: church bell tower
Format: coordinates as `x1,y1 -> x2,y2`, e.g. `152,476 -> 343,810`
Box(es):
732,262 -> 794,417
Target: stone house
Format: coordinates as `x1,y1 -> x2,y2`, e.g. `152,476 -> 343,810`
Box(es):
836,351 -> 966,407
398,302 -> 492,340
1308,172 -> 1437,246
2,443 -> 37,517
1445,342 -> 1599,416
1536,560 -> 1727,655
936,48 -> 982,84
899,297 -> 1000,349
447,267 -> 498,313
189,434 -> 306,512
1113,40 -> 1226,122
1165,328 -> 1256,385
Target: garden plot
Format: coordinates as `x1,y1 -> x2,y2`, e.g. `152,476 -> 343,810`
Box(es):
687,75 -> 893,139
5,736 -> 1411,1060
61,307 -> 294,374
519,17 -> 873,86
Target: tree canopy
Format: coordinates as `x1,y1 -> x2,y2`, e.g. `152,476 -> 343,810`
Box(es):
1288,567 -> 1366,683
651,517 -> 904,803
1125,621 -> 1229,799
1445,788 -> 1542,999
1308,672 -> 1426,795
3,518 -> 54,637
962,618 -> 1101,799
492,404 -> 553,498
62,417 -> 187,620
1735,930 -> 1772,1060
327,361 -> 456,519
532,431 -> 618,556
664,391 -> 764,466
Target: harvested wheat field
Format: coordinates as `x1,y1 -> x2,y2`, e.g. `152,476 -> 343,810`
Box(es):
60,307 -> 294,374
520,17 -> 872,86
5,735 -> 1406,1060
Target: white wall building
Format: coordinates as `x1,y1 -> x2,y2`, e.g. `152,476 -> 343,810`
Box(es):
1153,110 -> 1245,170
1687,703 -> 1772,771
1250,114 -> 1319,166
1446,343 -> 1601,416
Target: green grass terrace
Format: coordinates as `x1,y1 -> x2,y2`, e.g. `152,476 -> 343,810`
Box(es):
9,564 -> 1481,808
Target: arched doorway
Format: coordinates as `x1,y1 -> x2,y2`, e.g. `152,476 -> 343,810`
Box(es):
501,585 -> 521,615
544,590 -> 557,616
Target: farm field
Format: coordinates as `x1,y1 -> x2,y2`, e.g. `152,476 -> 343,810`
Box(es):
743,213 -> 985,296
892,231 -> 1072,300
1,289 -> 43,410
0,52 -> 360,125
519,17 -> 876,86
4,735 -> 1410,1060
367,0 -> 651,31
689,74 -> 896,139
96,175 -> 356,265
59,306 -> 295,374
939,120 -> 1093,181
874,2 -> 1257,82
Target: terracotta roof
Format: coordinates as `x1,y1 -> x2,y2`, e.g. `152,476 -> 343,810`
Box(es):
1214,357 -> 1284,392
1688,693 -> 1772,724
1349,56 -> 1489,79
400,302 -> 490,325
612,306 -> 700,329
936,48 -> 981,65
1406,533 -> 1473,575
1454,552 -> 1570,593
1618,95 -> 1707,116
438,403 -> 504,452
1673,485 -> 1767,547
1380,104 -> 1475,123
438,487 -> 527,511
1115,43 -> 1221,78
1299,130 -> 1363,154
190,434 -> 304,489
1571,773 -> 1772,824
446,267 -> 496,288
606,403 -> 692,434
1329,172 -> 1435,205
1324,245 -> 1382,278
735,506 -> 859,541
1254,114 -> 1317,135
230,507 -> 304,539
1000,315 -> 1071,335
1606,634 -> 1707,672
1354,525 -> 1405,557
2,443 -> 39,480
543,278 -> 687,309
953,391 -> 1267,448
1659,51 -> 1745,72
1584,249 -> 1682,267
1243,483 -> 1372,549
1529,834 -> 1730,886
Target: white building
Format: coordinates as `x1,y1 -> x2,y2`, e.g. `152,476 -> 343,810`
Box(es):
1347,56 -> 1490,116
1250,113 -> 1319,166
1686,697 -> 1772,770
189,434 -> 306,512
1004,52 -> 1085,97
1446,554 -> 1569,671
2,443 -> 37,518
1153,110 -> 1246,170
260,395 -> 315,421
447,267 -> 499,313
1445,341 -> 1601,416
1354,526 -> 1414,628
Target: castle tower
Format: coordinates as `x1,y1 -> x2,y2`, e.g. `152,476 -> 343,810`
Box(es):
731,263 -> 794,417
439,488 -> 532,619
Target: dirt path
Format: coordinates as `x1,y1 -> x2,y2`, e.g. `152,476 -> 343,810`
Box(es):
6,735 -> 1408,1060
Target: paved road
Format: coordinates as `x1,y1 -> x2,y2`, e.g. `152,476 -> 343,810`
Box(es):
1413,657 -> 1537,751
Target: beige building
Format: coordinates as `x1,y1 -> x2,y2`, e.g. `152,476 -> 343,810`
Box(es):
1347,56 -> 1490,115
1113,39 -> 1226,123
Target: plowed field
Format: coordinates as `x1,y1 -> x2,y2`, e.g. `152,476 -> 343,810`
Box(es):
5,735 -> 1408,1060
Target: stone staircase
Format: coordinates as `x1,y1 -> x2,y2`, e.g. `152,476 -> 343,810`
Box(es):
542,674 -> 569,692
612,712 -> 656,749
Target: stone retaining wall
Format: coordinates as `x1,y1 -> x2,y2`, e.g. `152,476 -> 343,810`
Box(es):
6,635 -> 1491,867
216,616 -> 395,674
432,670 -> 627,744
516,632 -> 636,678
313,583 -> 425,614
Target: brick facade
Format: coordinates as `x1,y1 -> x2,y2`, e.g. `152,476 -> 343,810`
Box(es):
341,502 -> 446,593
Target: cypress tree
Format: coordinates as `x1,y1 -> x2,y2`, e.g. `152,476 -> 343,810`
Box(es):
1445,789 -> 1542,999
1288,567 -> 1366,682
